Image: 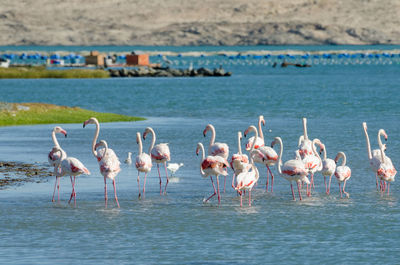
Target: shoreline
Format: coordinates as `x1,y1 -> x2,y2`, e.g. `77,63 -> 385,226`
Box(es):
0,161 -> 52,189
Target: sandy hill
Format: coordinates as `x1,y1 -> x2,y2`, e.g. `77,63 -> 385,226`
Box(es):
0,0 -> 399,46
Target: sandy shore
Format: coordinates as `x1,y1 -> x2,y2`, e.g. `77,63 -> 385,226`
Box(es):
0,0 -> 399,46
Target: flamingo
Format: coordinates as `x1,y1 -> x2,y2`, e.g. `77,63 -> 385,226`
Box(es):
319,143 -> 336,194
301,138 -> 323,196
52,146 -> 90,206
143,127 -> 171,195
245,115 -> 265,151
48,126 -> 67,202
270,137 -> 310,201
244,125 -> 278,192
377,145 -> 397,194
83,117 -> 121,208
334,152 -> 351,198
203,124 -> 229,192
166,162 -> 184,177
235,132 -> 259,207
124,152 -> 132,165
196,142 -> 229,204
298,118 -> 313,159
362,122 -> 388,189
135,132 -> 152,199
230,131 -> 250,189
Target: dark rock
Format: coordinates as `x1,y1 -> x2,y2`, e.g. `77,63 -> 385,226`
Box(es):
119,68 -> 128,77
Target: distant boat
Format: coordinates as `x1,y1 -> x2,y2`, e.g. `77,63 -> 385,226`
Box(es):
0,58 -> 10,68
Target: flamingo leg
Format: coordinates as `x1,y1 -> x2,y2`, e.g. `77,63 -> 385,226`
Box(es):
328,173 -> 333,195
113,179 -> 120,208
204,176 -> 216,203
68,176 -> 74,204
343,179 -> 349,198
387,183 -> 390,195
216,176 -> 221,205
142,173 -> 147,199
104,176 -> 108,208
375,173 -> 379,190
73,176 -> 76,206
231,173 -> 236,189
266,165 -> 274,192
290,182 -> 295,201
223,175 -> 226,193
265,167 -> 269,191
324,176 -> 327,194
137,172 -> 141,199
297,181 -> 302,201
57,176 -> 61,203
157,164 -> 162,195
52,175 -> 58,202
240,191 -> 243,207
249,190 -> 252,206
163,162 -> 169,195
339,182 -> 342,198
311,173 -> 315,190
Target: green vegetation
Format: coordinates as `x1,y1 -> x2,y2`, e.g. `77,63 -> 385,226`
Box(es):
0,103 -> 145,126
0,66 -> 110,79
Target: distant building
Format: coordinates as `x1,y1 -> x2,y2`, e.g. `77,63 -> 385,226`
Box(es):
126,53 -> 149,66
85,51 -> 104,66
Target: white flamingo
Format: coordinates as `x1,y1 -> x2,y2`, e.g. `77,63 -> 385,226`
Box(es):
196,142 -> 229,204
244,125 -> 278,192
48,126 -> 67,202
301,138 -> 323,196
143,127 -> 171,195
271,137 -> 310,201
52,146 -> 90,206
334,152 -> 351,198
377,145 -> 397,194
245,115 -> 265,151
298,118 -> 313,159
83,117 -> 121,208
230,131 -> 250,189
319,143 -> 336,194
135,132 -> 152,199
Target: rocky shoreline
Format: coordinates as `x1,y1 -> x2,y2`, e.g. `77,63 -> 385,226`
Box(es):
108,66 -> 232,78
0,161 -> 53,189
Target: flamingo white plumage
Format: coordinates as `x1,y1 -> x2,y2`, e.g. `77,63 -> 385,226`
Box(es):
143,127 -> 171,195
298,118 -> 313,159
230,131 -> 250,189
48,126 -> 67,202
83,117 -> 121,208
334,151 -> 351,198
203,124 -> 229,192
52,146 -> 90,206
270,137 -> 310,201
376,145 -> 397,194
196,142 -> 229,204
244,125 -> 278,192
301,138 -> 323,196
245,115 -> 265,151
319,143 -> 336,194
135,132 -> 152,199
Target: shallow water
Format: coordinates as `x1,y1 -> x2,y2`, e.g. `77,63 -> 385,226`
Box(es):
1,49 -> 400,264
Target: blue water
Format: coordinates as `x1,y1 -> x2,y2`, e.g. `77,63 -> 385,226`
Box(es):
1,46 -> 400,264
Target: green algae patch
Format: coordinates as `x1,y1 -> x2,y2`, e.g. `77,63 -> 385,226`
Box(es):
0,66 -> 109,79
0,102 -> 144,126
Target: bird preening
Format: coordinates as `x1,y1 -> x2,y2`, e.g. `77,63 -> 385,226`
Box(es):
47,116 -> 396,208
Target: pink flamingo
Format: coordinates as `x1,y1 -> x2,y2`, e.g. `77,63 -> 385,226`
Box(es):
196,142 -> 229,204
377,145 -> 397,194
143,127 -> 171,195
298,118 -> 313,159
270,137 -> 310,201
334,152 -> 351,198
245,115 -> 265,151
83,117 -> 121,208
301,138 -> 323,196
235,132 -> 259,207
203,124 -> 229,192
244,125 -> 278,192
135,132 -> 152,199
319,143 -> 336,194
230,131 -> 250,189
52,146 -> 90,206
48,126 -> 67,202
362,122 -> 388,190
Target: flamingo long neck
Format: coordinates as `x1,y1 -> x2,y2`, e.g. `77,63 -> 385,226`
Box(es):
298,135 -> 304,147
379,146 -> 386,163
102,142 -> 109,160
377,129 -> 385,149
249,126 -> 258,154
198,143 -> 206,177
339,152 -> 346,166
51,130 -> 60,147
312,139 -> 322,169
91,119 -> 100,158
237,132 -> 243,155
147,128 -> 156,154
208,125 -> 216,154
322,144 -> 327,161
137,134 -> 143,156
303,118 -> 309,140
258,116 -> 264,141
363,123 -> 373,160
276,137 -> 283,175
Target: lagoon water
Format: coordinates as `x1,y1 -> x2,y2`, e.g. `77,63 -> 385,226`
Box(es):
1,46 -> 400,264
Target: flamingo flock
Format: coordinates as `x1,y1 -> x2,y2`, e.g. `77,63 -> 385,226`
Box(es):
47,116 -> 396,208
